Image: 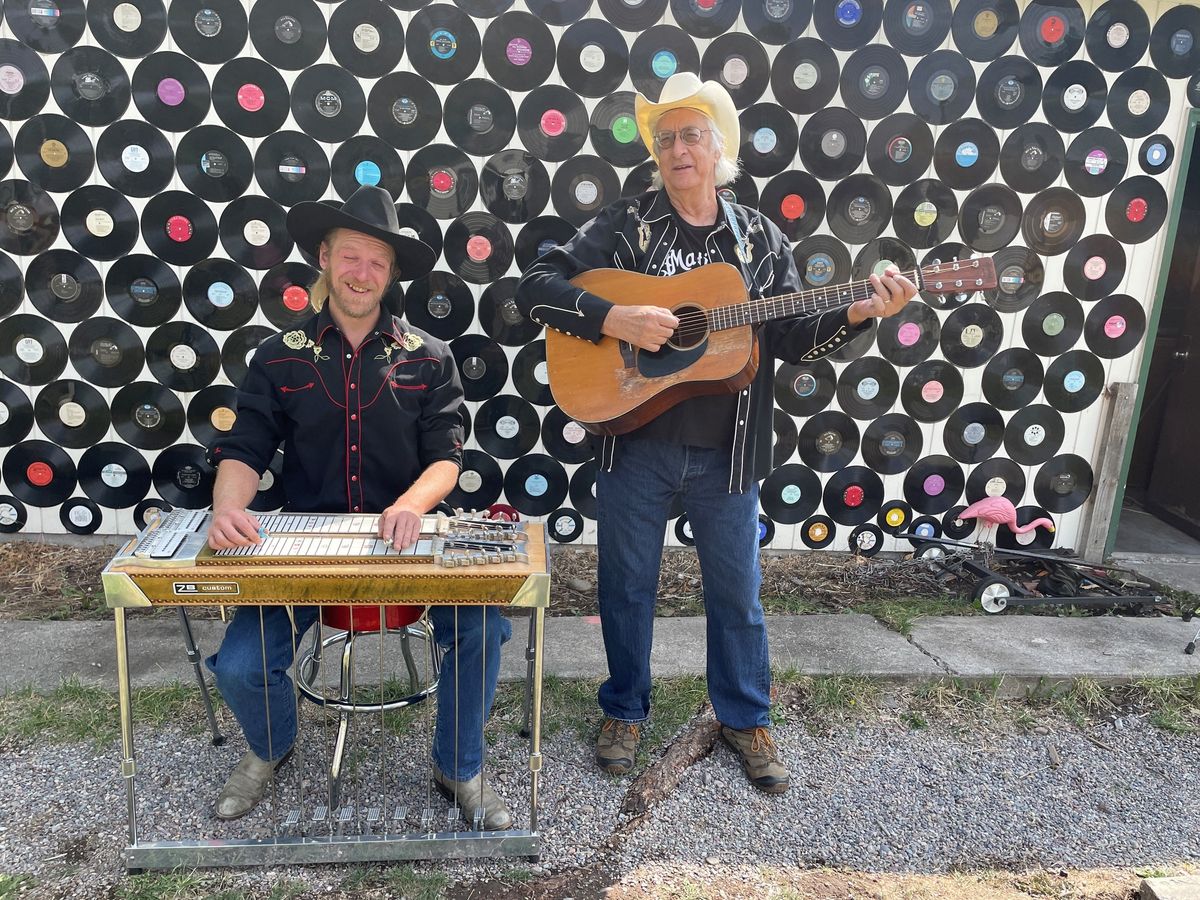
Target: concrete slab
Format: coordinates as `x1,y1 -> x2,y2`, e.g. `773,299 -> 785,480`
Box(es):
909,616 -> 1200,683
766,614 -> 946,680
1141,876 -> 1200,900
1113,557 -> 1200,595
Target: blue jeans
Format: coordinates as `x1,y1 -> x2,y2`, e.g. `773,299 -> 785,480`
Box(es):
205,605 -> 512,780
596,438 -> 770,730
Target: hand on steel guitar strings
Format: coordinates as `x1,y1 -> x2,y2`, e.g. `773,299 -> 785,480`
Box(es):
378,503 -> 423,550
208,508 -> 264,549
847,265 -> 918,326
600,304 -> 681,353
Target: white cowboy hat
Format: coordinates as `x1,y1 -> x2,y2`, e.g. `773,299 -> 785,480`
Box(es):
634,72 -> 740,164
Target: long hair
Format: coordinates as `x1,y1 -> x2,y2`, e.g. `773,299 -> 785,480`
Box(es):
648,113 -> 742,189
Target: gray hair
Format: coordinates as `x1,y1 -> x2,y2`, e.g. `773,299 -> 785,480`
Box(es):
648,112 -> 742,189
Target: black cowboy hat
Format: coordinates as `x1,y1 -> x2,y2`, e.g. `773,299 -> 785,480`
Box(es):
286,185 -> 436,279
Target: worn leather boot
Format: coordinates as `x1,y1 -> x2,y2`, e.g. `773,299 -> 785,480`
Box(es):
595,718 -> 640,775
431,764 -> 513,831
214,748 -> 292,820
720,725 -> 790,794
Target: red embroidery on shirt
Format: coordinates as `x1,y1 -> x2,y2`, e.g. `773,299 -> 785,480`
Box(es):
279,382 -> 315,393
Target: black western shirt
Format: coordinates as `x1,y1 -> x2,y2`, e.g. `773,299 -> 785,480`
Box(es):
209,306 -> 465,514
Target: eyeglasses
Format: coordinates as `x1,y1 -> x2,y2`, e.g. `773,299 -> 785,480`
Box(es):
652,126 -> 711,150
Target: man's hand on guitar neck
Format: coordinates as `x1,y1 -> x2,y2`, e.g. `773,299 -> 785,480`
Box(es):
847,265 -> 918,326
601,305 -> 680,353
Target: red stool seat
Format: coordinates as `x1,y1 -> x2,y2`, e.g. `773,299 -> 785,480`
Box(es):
321,604 -> 424,633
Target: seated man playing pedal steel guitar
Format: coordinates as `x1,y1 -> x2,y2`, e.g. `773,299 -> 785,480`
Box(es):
203,185 -> 512,830
515,74 -> 917,793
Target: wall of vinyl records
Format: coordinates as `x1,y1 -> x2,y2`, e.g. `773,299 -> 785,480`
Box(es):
0,0 -> 1195,551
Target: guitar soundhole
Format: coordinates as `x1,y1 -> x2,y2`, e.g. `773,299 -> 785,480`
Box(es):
668,303 -> 707,351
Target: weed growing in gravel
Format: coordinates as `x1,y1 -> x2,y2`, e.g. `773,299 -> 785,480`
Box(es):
854,596 -> 973,634
114,872 -> 206,900
0,874 -> 34,899
265,880 -> 306,900
337,864 -> 447,898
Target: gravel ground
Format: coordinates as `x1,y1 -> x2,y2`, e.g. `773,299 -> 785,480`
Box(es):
0,705 -> 1197,898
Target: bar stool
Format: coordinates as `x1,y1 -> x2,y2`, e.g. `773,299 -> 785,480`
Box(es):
295,604 -> 441,808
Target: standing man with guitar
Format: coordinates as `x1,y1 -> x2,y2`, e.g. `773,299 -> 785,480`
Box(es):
516,73 -> 918,793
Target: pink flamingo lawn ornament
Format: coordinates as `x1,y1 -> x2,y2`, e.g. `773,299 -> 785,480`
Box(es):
956,496 -> 1056,546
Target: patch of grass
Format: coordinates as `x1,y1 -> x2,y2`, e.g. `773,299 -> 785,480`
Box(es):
640,675 -> 708,756
379,865 -> 449,899
0,875 -> 34,899
759,594 -> 823,616
857,595 -> 973,635
487,674 -> 600,741
672,882 -> 709,900
113,873 -> 206,900
266,881 -> 306,900
775,675 -> 884,729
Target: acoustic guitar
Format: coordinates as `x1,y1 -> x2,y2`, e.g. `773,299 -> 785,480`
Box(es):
544,257 -> 998,436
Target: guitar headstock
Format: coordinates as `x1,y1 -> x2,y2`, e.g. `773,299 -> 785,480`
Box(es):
920,256 -> 998,294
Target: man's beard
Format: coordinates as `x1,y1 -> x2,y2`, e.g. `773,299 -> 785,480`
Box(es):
328,281 -> 381,319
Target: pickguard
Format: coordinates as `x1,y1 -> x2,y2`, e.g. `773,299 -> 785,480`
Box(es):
635,339 -> 709,378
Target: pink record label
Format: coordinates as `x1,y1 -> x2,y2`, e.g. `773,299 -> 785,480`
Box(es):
430,170 -> 455,194
1083,255 -> 1107,280
165,215 -> 193,242
1104,315 -> 1126,338
506,37 -> 532,66
237,83 -> 265,112
897,322 -> 921,346
1126,198 -> 1147,223
157,77 -> 185,106
843,485 -> 864,507
921,380 -> 944,402
540,109 -> 566,137
466,235 -> 493,261
0,65 -> 24,95
923,474 -> 945,496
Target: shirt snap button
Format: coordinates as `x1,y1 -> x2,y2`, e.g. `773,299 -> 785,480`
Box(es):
351,414 -> 358,421
351,475 -> 358,482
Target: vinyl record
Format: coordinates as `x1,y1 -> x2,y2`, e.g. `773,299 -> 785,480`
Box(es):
258,262 -> 318,330
744,0 -> 812,44
482,11 -> 556,92
88,0 -> 168,58
836,358 -> 899,422
444,79 -> 518,158
940,303 -> 1003,368
999,123 -> 1065,195
933,118 -> 1000,191
0,381 -> 32,447
1106,67 -> 1169,139
133,497 -> 173,530
982,347 -> 1044,410
15,115 -> 94,194
876,299 -> 940,366
1149,4 -> 1200,78
848,522 -> 884,556
514,215 -> 576,272
526,0 -> 593,25
56,496 -> 103,538
1139,134 -> 1174,175
33,380 -> 108,449
1041,60 -> 1106,133
556,19 -> 628,101
720,171 -> 761,210
943,402 -> 1003,463
827,174 -> 891,245
2,440 -> 76,507
547,507 -> 585,543
406,4 -> 482,86
1018,0 -> 1085,66
68,316 -> 145,387
702,33 -> 770,109
140,190 -> 218,266
799,107 -> 867,181
477,153 -> 550,228
366,74 -> 442,154
26,249 -> 103,324
112,381 -> 185,450
0,129 -> 11,184
290,64 -> 366,144
5,0 -> 86,52
735,104 -> 798,180
823,465 -> 884,526
78,442 -> 152,508
671,0 -> 739,38
628,25 -> 701,102
900,359 -> 963,422
406,145 -> 479,221
862,413 -> 922,475
393,203 -> 444,265
865,114 -> 933,189
975,55 -> 1042,130
449,450 -> 504,511
891,180 -> 956,250
541,405 -> 594,464
951,0 -> 1019,62
965,457 -> 1025,506
167,0 -> 247,63
596,0 -> 667,30
444,212 -> 515,285
1106,175 -> 1167,245
186,384 -> 238,449
994,505 -> 1057,550
1034,454 -> 1093,513
984,245 -> 1043,314
800,514 -> 836,549
222,325 -> 275,386
131,51 -> 211,132
51,46 -> 131,126
903,454 -> 964,514
0,180 -> 58,257
1064,127 -> 1128,197
175,124 -> 253,203
182,258 -> 258,331
1021,188 -> 1084,256
761,172 -> 825,242
1085,293 -> 1144,359
814,0 -> 883,51
588,92 -> 649,168
475,394 -> 540,459
771,37 -> 840,116
1004,403 -> 1064,465
906,50 -> 976,126
0,253 -> 20,323
146,322 -> 220,393
218,196 -> 292,271
517,86 -> 589,163
877,497 -> 913,534
569,459 -> 598,519
248,0 -> 326,70
452,334 -> 509,401
552,155 -> 620,228
958,184 -> 1021,253
503,454 -> 568,517
211,57 -> 290,138
328,0 -> 404,78
254,131 -> 331,207
96,119 -> 173,197
761,463 -> 822,524
0,39 -> 50,121
404,270 -> 475,340
775,358 -> 836,417
772,408 -> 798,467
799,410 -> 860,472
454,0 -> 516,17
882,0 -> 950,55
512,341 -> 553,406
1085,0 -> 1150,71
329,138 -> 405,202
152,443 -> 215,509
853,236 -> 916,283
829,319 -> 877,364
60,185 -> 138,261
1064,234 -> 1125,301
1044,349 -> 1104,413
927,507 -> 967,540
104,257 -> 178,330
1022,292 -> 1083,357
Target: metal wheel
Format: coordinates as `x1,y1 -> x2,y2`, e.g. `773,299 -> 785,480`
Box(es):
918,544 -> 946,561
974,576 -> 1011,614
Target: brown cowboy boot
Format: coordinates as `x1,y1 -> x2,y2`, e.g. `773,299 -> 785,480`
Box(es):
214,748 -> 293,820
595,718 -> 640,775
431,764 -> 513,831
720,725 -> 791,794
